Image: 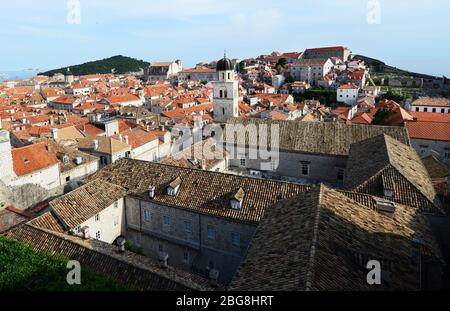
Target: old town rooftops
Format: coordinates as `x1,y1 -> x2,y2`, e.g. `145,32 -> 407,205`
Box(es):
230,184 -> 442,291
411,97 -> 450,107
4,224 -> 213,290
292,58 -> 331,67
49,179 -> 127,229
11,142 -> 60,176
224,118 -> 410,156
87,159 -> 310,224
345,134 -> 441,213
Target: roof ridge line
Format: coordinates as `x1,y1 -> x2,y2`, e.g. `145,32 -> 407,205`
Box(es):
304,186 -> 323,291
20,224 -> 210,290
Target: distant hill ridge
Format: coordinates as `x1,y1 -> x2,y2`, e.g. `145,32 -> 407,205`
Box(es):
38,55 -> 150,76
354,55 -> 440,79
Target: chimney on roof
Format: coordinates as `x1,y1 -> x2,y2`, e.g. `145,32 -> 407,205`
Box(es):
124,135 -> 129,145
92,139 -> 99,151
62,153 -> 69,164
209,268 -> 220,284
75,157 -> 83,165
118,134 -> 123,142
116,237 -> 126,253
81,226 -> 90,239
201,159 -> 207,170
149,186 -> 156,199
51,128 -> 58,140
158,252 -> 169,269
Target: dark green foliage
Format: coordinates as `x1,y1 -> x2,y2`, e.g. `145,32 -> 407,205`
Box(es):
381,89 -> 410,103
124,239 -> 143,255
284,74 -> 295,84
0,236 -> 128,291
294,88 -> 337,106
276,58 -> 287,68
276,58 -> 287,74
238,61 -> 246,73
372,109 -> 395,125
39,55 -> 150,76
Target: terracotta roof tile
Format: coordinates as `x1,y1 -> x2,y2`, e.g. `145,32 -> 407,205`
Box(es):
345,134 -> 441,213
87,159 -> 310,224
230,185 -> 442,291
11,142 -> 59,176
225,118 -> 410,156
49,179 -> 127,229
406,121 -> 450,142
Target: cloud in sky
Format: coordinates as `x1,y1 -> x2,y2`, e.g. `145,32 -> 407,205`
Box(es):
0,0 -> 449,76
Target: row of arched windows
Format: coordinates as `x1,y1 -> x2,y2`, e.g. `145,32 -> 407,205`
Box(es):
221,72 -> 232,80
219,89 -> 228,98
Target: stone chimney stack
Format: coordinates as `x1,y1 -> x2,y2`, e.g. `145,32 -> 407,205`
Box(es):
51,128 -> 58,140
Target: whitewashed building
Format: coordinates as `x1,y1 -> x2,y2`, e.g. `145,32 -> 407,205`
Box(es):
290,58 -> 334,85
337,84 -> 360,106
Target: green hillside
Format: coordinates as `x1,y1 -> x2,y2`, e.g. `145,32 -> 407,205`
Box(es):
39,55 -> 149,76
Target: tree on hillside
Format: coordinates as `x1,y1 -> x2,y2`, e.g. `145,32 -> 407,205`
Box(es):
381,89 -> 409,103
238,61 -> 246,73
276,58 -> 287,68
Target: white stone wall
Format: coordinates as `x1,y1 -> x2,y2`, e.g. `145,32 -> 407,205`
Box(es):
78,198 -> 125,244
111,148 -> 132,164
409,105 -> 450,113
337,88 -> 359,106
60,160 -> 99,186
0,131 -> 15,182
9,164 -> 60,190
131,140 -> 159,162
410,138 -> 450,163
112,99 -> 144,107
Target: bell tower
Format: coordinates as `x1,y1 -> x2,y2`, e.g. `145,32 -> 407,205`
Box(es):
212,52 -> 239,123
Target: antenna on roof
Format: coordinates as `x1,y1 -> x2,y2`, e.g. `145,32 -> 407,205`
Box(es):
224,49 -> 227,59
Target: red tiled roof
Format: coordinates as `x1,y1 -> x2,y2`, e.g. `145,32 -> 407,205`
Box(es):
76,124 -> 105,136
378,99 -> 400,110
112,129 -> 158,149
410,112 -> 450,123
52,96 -> 77,105
352,113 -> 373,125
406,121 -> 450,142
180,67 -> 216,73
339,84 -> 359,90
106,94 -> 140,104
385,107 -> 414,126
239,101 -> 252,113
12,142 -> 59,176
306,46 -> 346,52
118,119 -> 138,133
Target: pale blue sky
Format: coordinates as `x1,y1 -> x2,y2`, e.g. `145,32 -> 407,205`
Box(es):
0,0 -> 449,76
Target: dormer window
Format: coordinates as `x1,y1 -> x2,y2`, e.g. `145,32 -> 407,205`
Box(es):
375,200 -> 396,217
167,177 -> 181,196
230,188 -> 245,210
